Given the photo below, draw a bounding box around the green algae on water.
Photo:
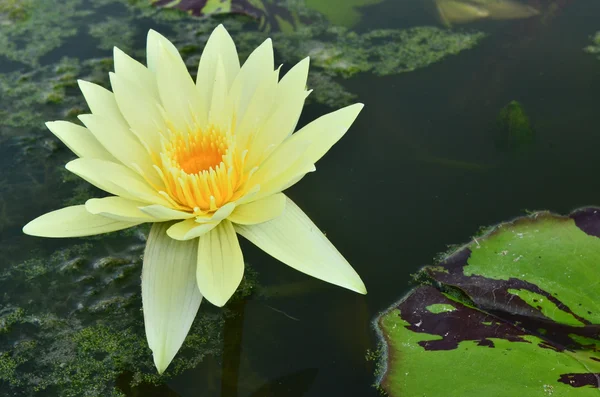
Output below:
[0,0,88,66]
[273,25,486,78]
[0,239,259,396]
[89,17,137,53]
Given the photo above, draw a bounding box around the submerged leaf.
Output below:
[496,100,534,150]
[151,0,260,18]
[375,208,600,396]
[435,0,539,26]
[304,0,385,27]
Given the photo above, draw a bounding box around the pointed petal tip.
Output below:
[64,159,75,170]
[77,79,95,91]
[22,220,36,236]
[22,217,48,237]
[76,113,91,125]
[76,79,88,92]
[153,353,169,375]
[204,295,227,308]
[354,280,367,295]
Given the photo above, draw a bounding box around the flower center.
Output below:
[156,125,249,213]
[175,130,226,175]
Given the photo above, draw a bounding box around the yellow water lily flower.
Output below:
[23,24,366,373]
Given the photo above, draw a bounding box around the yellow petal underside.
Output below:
[23,205,140,237]
[235,197,366,295]
[109,72,164,154]
[66,158,173,207]
[142,222,202,374]
[85,196,158,222]
[156,41,204,132]
[167,219,219,241]
[228,193,286,225]
[113,46,160,101]
[46,121,117,162]
[78,113,163,188]
[196,24,240,123]
[196,220,244,307]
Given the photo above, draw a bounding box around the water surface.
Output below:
[1,0,600,395]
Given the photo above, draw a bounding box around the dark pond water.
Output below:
[1,0,600,396]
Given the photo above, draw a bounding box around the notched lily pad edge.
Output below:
[370,205,600,393]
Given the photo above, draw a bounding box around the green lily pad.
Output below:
[375,208,600,396]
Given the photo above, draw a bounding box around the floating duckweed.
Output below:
[306,71,358,107]
[274,25,486,78]
[89,17,136,52]
[0,306,25,333]
[0,0,88,66]
[0,0,32,23]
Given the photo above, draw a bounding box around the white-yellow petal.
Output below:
[78,113,162,188]
[77,80,128,125]
[146,29,181,72]
[194,202,236,223]
[155,42,204,133]
[245,89,309,167]
[250,160,315,203]
[109,72,164,154]
[284,103,364,165]
[85,196,157,222]
[165,201,235,240]
[45,121,117,162]
[250,140,311,187]
[23,205,139,238]
[235,68,279,149]
[142,222,202,374]
[113,46,159,101]
[276,57,310,102]
[228,38,274,127]
[167,218,219,241]
[262,162,316,196]
[196,24,240,121]
[66,158,171,206]
[139,205,194,220]
[207,56,229,130]
[196,220,244,307]
[228,193,286,225]
[235,197,366,294]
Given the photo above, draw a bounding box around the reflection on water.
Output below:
[1,0,600,395]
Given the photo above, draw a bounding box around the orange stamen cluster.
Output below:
[155,126,248,214]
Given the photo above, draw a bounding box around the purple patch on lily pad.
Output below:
[570,207,600,238]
